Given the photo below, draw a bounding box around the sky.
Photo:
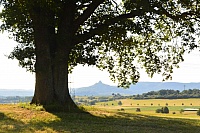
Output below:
[1,32,200,90]
[0,1,199,92]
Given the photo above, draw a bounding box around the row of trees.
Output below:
[0,96,32,104]
[134,89,200,99]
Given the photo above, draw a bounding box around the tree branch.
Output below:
[74,0,105,30]
[74,9,145,45]
[73,1,198,46]
[74,0,105,29]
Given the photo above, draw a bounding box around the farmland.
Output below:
[93,98,200,120]
[0,98,200,132]
[0,104,199,133]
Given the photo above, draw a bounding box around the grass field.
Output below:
[96,98,200,106]
[0,99,200,133]
[95,98,200,119]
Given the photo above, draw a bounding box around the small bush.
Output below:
[118,101,122,106]
[136,108,141,112]
[172,112,176,114]
[156,106,169,114]
[156,109,163,113]
[120,108,125,111]
[180,109,184,114]
[163,106,169,114]
[117,108,125,111]
[18,103,45,111]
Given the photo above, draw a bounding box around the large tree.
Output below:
[0,0,199,111]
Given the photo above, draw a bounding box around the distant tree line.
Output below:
[0,96,32,104]
[133,89,200,99]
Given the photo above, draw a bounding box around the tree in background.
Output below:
[162,106,169,114]
[0,0,199,111]
[118,101,122,106]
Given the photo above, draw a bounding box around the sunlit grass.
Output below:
[18,102,45,111]
[0,102,200,132]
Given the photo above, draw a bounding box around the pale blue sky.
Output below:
[0,1,200,91]
[1,32,200,90]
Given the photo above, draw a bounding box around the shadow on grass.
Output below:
[0,112,26,132]
[0,110,200,133]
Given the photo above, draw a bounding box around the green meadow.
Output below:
[0,99,200,133]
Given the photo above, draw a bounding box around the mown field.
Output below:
[95,98,200,119]
[0,99,200,133]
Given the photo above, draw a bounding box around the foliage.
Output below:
[118,101,122,106]
[18,103,45,111]
[0,0,200,88]
[180,109,184,114]
[88,100,96,105]
[0,96,32,104]
[136,108,141,112]
[156,108,163,113]
[163,106,169,114]
[121,108,125,111]
[156,106,169,114]
[134,89,200,99]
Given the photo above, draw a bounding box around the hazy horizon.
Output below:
[1,80,200,90]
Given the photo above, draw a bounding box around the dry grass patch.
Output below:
[0,104,59,124]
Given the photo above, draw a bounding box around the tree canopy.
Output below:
[0,0,200,110]
[1,0,199,88]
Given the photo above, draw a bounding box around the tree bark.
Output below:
[52,49,78,111]
[31,14,54,105]
[30,6,79,112]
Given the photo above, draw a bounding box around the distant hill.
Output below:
[1,81,200,96]
[74,81,132,96]
[0,89,34,97]
[75,81,200,96]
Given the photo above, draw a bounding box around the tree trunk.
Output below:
[31,16,54,105]
[32,49,78,112]
[31,39,79,112]
[30,8,79,112]
[52,49,78,111]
